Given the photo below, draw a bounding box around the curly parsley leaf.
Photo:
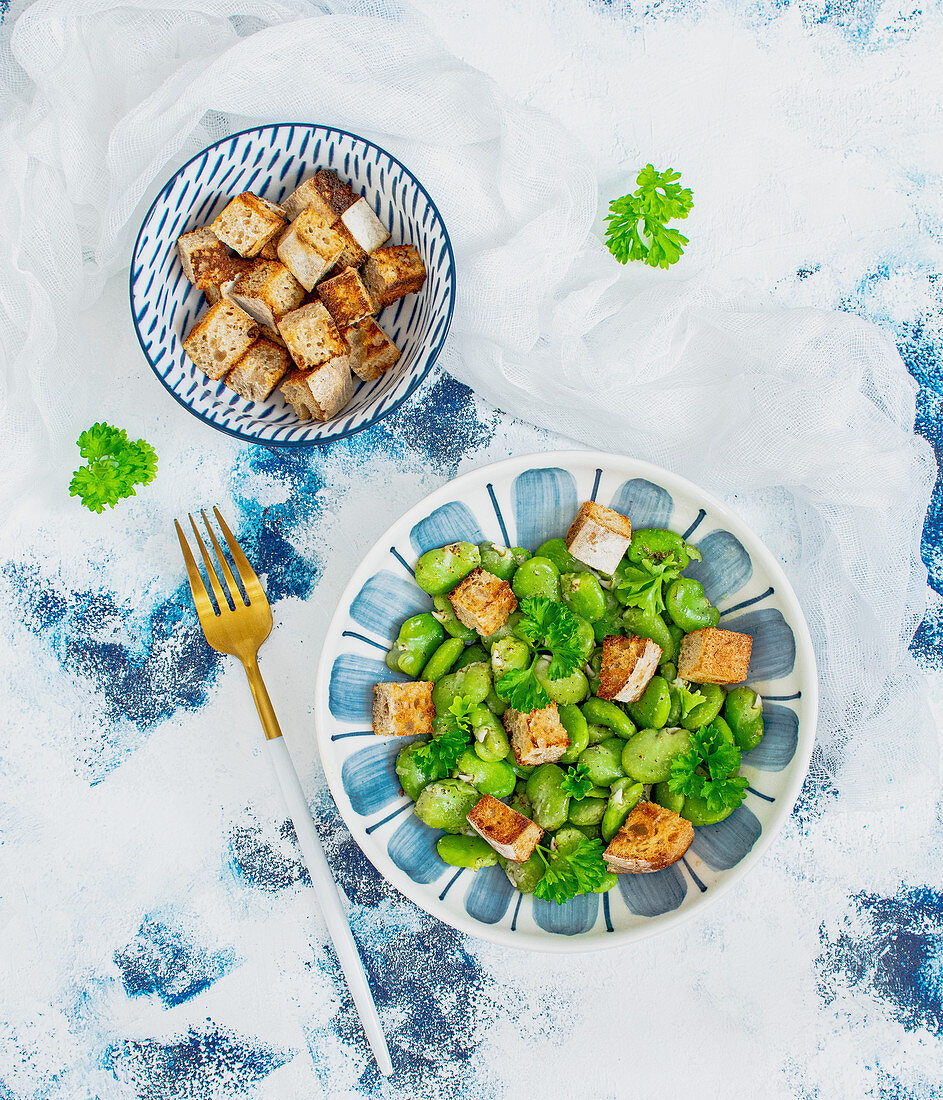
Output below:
[560,764,594,801]
[605,165,693,270]
[514,597,583,678]
[534,836,609,905]
[412,701,474,781]
[448,694,476,733]
[668,721,748,814]
[494,666,550,714]
[677,681,706,722]
[70,423,158,513]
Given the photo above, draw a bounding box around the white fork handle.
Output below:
[266,736,393,1078]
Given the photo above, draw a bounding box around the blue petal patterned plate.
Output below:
[314,452,818,951]
[130,124,455,447]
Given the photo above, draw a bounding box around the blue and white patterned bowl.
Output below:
[129,124,455,447]
[314,452,818,951]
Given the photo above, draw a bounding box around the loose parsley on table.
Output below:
[605,164,694,270]
[533,835,609,905]
[69,422,158,513]
[495,596,585,712]
[668,721,749,814]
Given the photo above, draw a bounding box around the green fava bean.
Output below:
[558,703,590,764]
[395,741,436,802]
[621,726,694,783]
[432,662,492,714]
[724,686,765,751]
[586,722,610,745]
[568,796,607,827]
[454,644,489,670]
[600,778,645,841]
[481,611,523,650]
[652,781,685,813]
[491,636,531,679]
[510,760,536,780]
[432,594,477,642]
[621,608,678,663]
[681,793,737,826]
[436,834,498,870]
[573,823,602,840]
[533,657,589,706]
[681,682,726,731]
[666,578,721,632]
[386,613,445,677]
[422,638,466,683]
[478,542,531,581]
[535,538,589,575]
[470,704,511,762]
[628,675,672,729]
[509,785,532,817]
[711,715,737,751]
[511,556,561,602]
[552,826,586,855]
[414,779,480,832]
[665,683,682,727]
[660,661,677,681]
[414,541,481,596]
[454,749,516,798]
[581,697,637,739]
[593,610,625,644]
[485,687,507,716]
[499,852,545,894]
[628,528,691,570]
[561,572,608,621]
[593,871,619,893]
[577,740,625,786]
[526,764,571,831]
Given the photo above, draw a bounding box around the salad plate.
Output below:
[314,452,817,951]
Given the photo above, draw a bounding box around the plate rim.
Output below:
[313,449,820,952]
[128,121,457,449]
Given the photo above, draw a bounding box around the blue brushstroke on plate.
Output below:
[341,739,402,816]
[608,478,673,529]
[463,864,515,925]
[513,467,578,549]
[350,570,428,639]
[387,815,447,884]
[532,892,599,935]
[689,804,762,870]
[742,703,799,771]
[409,501,484,555]
[686,529,753,604]
[329,654,405,723]
[722,607,796,680]
[618,864,687,916]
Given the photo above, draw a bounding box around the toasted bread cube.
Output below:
[466,795,544,862]
[204,284,222,304]
[449,568,518,637]
[279,357,353,421]
[566,501,633,575]
[276,211,346,292]
[277,301,347,369]
[679,627,753,685]
[317,266,377,328]
[176,227,248,291]
[598,635,662,704]
[343,317,401,381]
[340,197,390,255]
[225,260,305,335]
[224,339,291,403]
[182,300,259,381]
[362,245,427,308]
[334,223,368,270]
[504,704,569,767]
[372,681,434,737]
[210,193,286,258]
[603,802,694,873]
[259,239,279,260]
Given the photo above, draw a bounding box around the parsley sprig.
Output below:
[676,681,706,722]
[411,694,475,781]
[495,597,585,713]
[534,835,609,905]
[560,763,594,801]
[668,721,748,814]
[605,165,694,270]
[69,422,158,513]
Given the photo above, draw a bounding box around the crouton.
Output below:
[504,704,569,767]
[279,357,354,421]
[342,317,401,382]
[603,802,694,873]
[678,627,753,685]
[334,224,368,271]
[598,635,662,704]
[449,567,518,637]
[466,794,544,862]
[339,197,390,255]
[224,339,291,403]
[259,239,279,260]
[372,681,434,737]
[204,285,222,305]
[225,260,305,335]
[276,211,346,292]
[566,501,633,575]
[182,300,259,381]
[277,301,347,369]
[176,227,249,290]
[317,266,377,328]
[362,245,427,308]
[211,193,286,258]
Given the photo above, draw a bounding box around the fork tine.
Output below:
[200,509,246,607]
[214,506,266,601]
[175,520,214,617]
[189,512,229,611]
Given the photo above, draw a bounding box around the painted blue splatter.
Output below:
[228,814,311,891]
[102,1026,290,1100]
[114,916,237,1008]
[817,885,943,1036]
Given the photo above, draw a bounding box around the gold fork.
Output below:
[175,507,392,1077]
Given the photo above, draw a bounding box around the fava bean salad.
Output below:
[374,501,765,905]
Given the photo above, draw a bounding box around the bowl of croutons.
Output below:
[130,124,455,446]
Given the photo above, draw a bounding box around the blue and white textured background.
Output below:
[1,0,942,1097]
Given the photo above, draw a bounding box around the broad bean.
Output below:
[561,572,608,622]
[680,682,725,731]
[414,779,480,832]
[586,722,610,745]
[432,662,492,714]
[478,541,531,581]
[432,594,476,642]
[572,615,596,663]
[628,528,692,571]
[511,556,561,602]
[491,636,531,679]
[652,781,685,813]
[724,686,765,750]
[593,609,625,644]
[526,764,571,831]
[386,613,445,677]
[593,872,619,893]
[665,577,720,633]
[437,834,498,870]
[454,643,489,670]
[395,741,435,802]
[481,611,523,650]
[665,682,682,727]
[681,793,737,826]
[621,726,694,783]
[499,852,545,894]
[601,778,644,841]
[509,760,537,780]
[581,696,637,740]
[421,637,465,683]
[577,738,626,786]
[533,656,590,706]
[628,675,672,730]
[552,826,586,855]
[558,703,590,764]
[568,796,607,827]
[470,704,511,762]
[535,538,589,575]
[509,785,532,817]
[485,687,508,716]
[621,608,679,663]
[454,749,516,798]
[414,541,481,596]
[573,823,603,841]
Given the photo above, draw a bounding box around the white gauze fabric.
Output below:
[0,0,937,817]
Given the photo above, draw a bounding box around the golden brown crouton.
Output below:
[566,500,633,575]
[603,802,694,873]
[211,193,286,258]
[176,227,249,289]
[277,302,347,369]
[466,794,544,862]
[504,704,569,767]
[448,568,518,636]
[276,211,346,292]
[372,680,434,737]
[678,627,753,684]
[183,300,259,381]
[226,260,305,335]
[224,339,291,403]
[343,317,401,381]
[279,358,354,422]
[339,197,390,254]
[598,635,662,703]
[317,266,377,328]
[362,245,427,308]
